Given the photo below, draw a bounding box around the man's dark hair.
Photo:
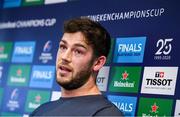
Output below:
[63,17,111,58]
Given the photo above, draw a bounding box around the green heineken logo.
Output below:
[109,66,141,93]
[22,0,44,6]
[7,65,30,86]
[25,90,50,113]
[0,42,12,62]
[137,97,173,116]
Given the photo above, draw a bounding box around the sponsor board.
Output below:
[113,37,146,63]
[141,67,178,95]
[7,65,31,86]
[29,65,55,88]
[154,38,173,61]
[2,87,27,113]
[96,66,110,92]
[109,66,141,93]
[137,97,173,116]
[25,90,50,113]
[39,40,53,64]
[108,95,137,116]
[0,42,13,62]
[12,41,36,63]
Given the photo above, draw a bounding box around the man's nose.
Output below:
[61,49,72,63]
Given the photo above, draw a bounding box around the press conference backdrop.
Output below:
[0,0,179,116]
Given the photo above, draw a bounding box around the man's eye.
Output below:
[74,50,83,55]
[59,45,67,51]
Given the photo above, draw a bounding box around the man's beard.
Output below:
[56,61,93,90]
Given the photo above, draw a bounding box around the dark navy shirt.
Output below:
[30,95,123,116]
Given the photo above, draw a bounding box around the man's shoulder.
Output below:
[76,95,124,116]
[93,103,124,116]
[30,95,124,116]
[30,100,59,116]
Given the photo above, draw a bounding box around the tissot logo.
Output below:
[109,66,141,93]
[113,37,146,63]
[137,97,173,116]
[155,72,164,78]
[154,38,173,60]
[12,41,36,63]
[141,67,178,95]
[108,95,137,116]
[146,71,172,86]
[96,66,110,92]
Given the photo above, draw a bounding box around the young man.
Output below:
[30,18,123,116]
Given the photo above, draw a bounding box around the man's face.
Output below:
[56,32,95,90]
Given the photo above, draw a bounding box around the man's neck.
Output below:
[61,78,101,98]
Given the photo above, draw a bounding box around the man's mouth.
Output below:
[58,65,72,75]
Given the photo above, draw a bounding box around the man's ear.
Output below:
[93,56,106,71]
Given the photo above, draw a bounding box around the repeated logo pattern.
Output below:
[0,1,179,116]
[0,35,179,116]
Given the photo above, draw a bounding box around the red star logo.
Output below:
[122,71,129,80]
[16,69,22,76]
[151,103,159,113]
[35,95,41,103]
[0,46,4,53]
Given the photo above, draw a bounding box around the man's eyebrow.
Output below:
[60,39,88,50]
[60,39,67,44]
[74,43,88,50]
